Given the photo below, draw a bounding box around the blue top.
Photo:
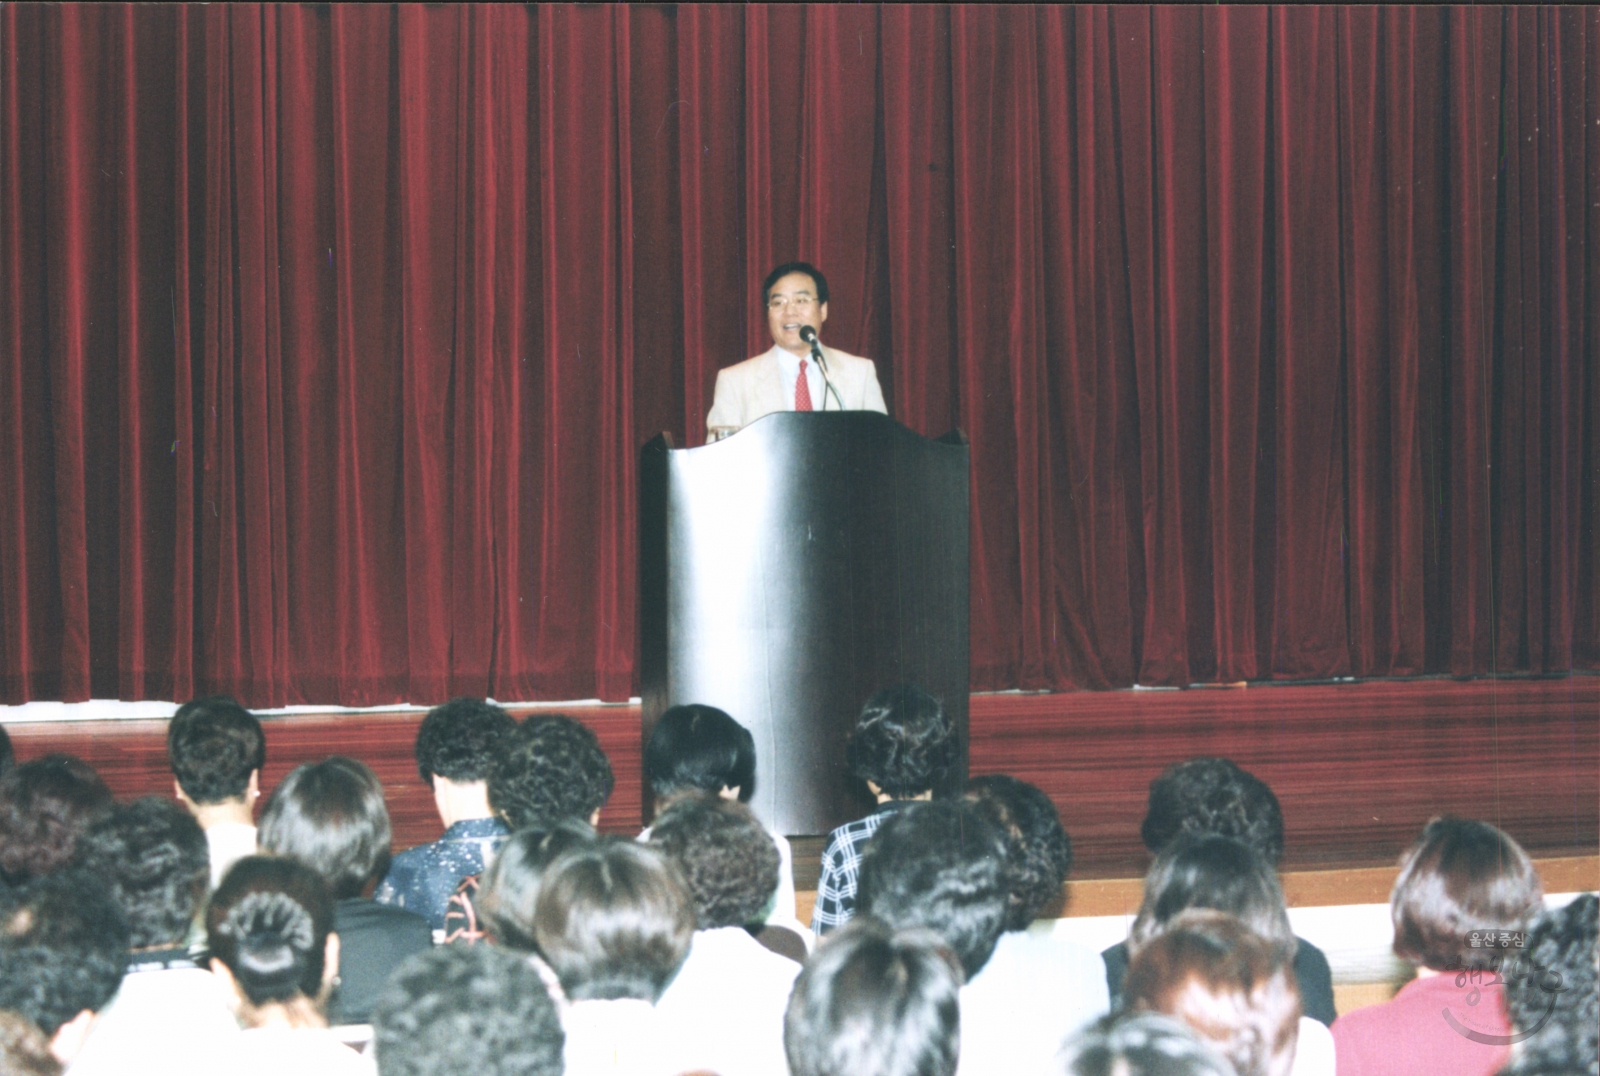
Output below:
[374,816,508,932]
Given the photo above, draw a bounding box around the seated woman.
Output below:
[533,838,695,1076]
[1123,834,1335,1076]
[207,855,373,1074]
[257,758,431,1024]
[1331,817,1544,1076]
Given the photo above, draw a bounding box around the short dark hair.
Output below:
[1390,816,1543,971]
[1502,894,1599,1075]
[0,873,130,1035]
[476,818,597,952]
[208,855,335,1008]
[856,800,1008,979]
[0,725,14,778]
[1123,909,1301,1076]
[167,696,265,805]
[1061,1011,1239,1076]
[372,944,566,1076]
[533,838,694,1002]
[1128,835,1295,961]
[965,774,1074,930]
[0,755,115,885]
[257,757,393,899]
[784,919,961,1076]
[648,795,780,930]
[763,262,829,306]
[414,699,516,784]
[1141,758,1285,866]
[643,705,756,805]
[490,715,615,830]
[846,685,959,800]
[72,797,209,949]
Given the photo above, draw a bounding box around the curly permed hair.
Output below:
[965,774,1074,930]
[648,795,780,930]
[846,685,959,800]
[415,699,517,784]
[489,715,615,830]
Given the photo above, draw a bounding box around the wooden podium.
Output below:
[638,412,969,836]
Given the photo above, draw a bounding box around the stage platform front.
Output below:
[4,677,1595,880]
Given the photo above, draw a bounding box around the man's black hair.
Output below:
[0,755,115,886]
[1501,894,1598,1074]
[167,696,265,805]
[856,800,1009,979]
[373,944,566,1076]
[784,918,961,1076]
[966,773,1074,930]
[489,715,615,830]
[763,262,830,306]
[413,698,516,784]
[643,704,756,805]
[72,797,209,950]
[648,795,780,930]
[258,757,393,899]
[1140,757,1285,866]
[0,873,131,1036]
[846,684,959,800]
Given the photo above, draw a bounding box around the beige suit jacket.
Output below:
[705,345,888,432]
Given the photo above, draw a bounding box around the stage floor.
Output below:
[4,676,1595,879]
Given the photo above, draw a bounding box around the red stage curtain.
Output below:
[1,5,1595,705]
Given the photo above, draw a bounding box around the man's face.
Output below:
[765,271,828,356]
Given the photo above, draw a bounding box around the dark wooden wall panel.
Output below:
[3,679,1593,878]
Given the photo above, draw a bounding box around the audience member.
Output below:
[1497,893,1598,1076]
[167,696,266,889]
[66,798,238,1076]
[469,817,595,956]
[489,714,615,830]
[644,703,805,941]
[784,918,962,1076]
[533,838,694,1076]
[1119,836,1333,1075]
[0,873,130,1065]
[964,774,1111,1073]
[371,944,566,1076]
[0,755,113,888]
[1060,1010,1241,1076]
[1331,817,1544,1076]
[375,699,515,931]
[1124,909,1301,1076]
[258,758,430,1024]
[649,795,800,1076]
[0,1009,62,1076]
[0,724,13,778]
[1108,758,1336,1025]
[207,855,373,1075]
[813,684,960,935]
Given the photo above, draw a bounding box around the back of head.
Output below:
[258,756,392,899]
[643,704,756,805]
[72,797,209,949]
[1123,910,1300,1076]
[1060,1011,1241,1076]
[373,944,565,1076]
[1502,893,1597,1071]
[414,698,516,784]
[490,715,615,830]
[856,799,1008,979]
[0,872,131,1036]
[965,774,1074,930]
[0,755,114,886]
[785,919,961,1076]
[847,685,959,800]
[207,855,334,1009]
[532,837,693,1002]
[476,817,597,951]
[648,795,780,930]
[1129,835,1294,960]
[167,696,265,805]
[1390,816,1543,971]
[1141,758,1284,867]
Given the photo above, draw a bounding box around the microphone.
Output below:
[797,326,844,411]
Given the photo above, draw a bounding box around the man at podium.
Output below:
[705,262,888,437]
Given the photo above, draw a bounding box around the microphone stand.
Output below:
[801,329,846,411]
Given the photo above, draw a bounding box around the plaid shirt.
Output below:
[810,800,911,935]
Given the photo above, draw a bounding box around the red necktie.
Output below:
[795,359,814,411]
